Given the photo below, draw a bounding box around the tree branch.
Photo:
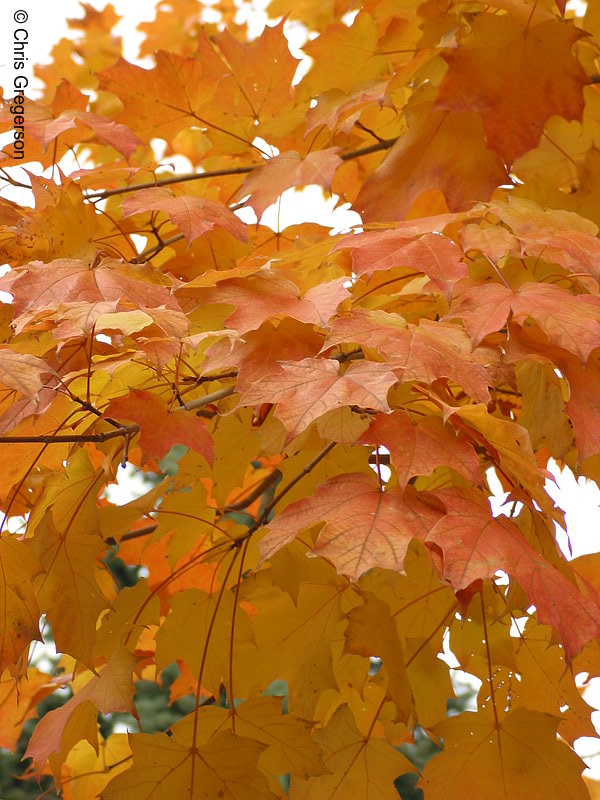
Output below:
[339,137,398,161]
[0,423,139,444]
[130,232,185,264]
[225,469,282,511]
[175,386,236,411]
[85,166,256,201]
[84,138,399,202]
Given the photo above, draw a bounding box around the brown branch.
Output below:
[261,441,337,519]
[106,522,158,546]
[0,387,233,445]
[224,469,282,511]
[339,137,398,161]
[58,390,130,431]
[0,168,30,188]
[85,166,257,200]
[84,138,399,202]
[105,468,279,545]
[331,348,364,363]
[0,423,139,444]
[131,232,185,264]
[109,443,333,547]
[175,386,236,411]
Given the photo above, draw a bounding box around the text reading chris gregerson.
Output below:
[10,10,30,160]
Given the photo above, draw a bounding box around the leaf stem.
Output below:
[480,592,500,728]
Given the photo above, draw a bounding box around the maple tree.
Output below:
[3,0,600,796]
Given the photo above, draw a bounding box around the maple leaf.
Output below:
[0,669,58,750]
[106,389,214,465]
[155,586,256,698]
[299,12,390,97]
[210,20,299,121]
[436,16,588,163]
[27,108,142,159]
[237,148,343,220]
[25,450,110,667]
[289,705,416,799]
[25,647,137,780]
[358,409,482,488]
[241,358,397,442]
[122,187,248,245]
[103,731,275,799]
[260,472,443,579]
[178,270,350,335]
[0,350,54,401]
[0,175,103,263]
[203,318,324,394]
[562,355,600,463]
[97,50,226,144]
[0,538,43,677]
[333,228,468,299]
[345,592,413,719]
[168,697,328,779]
[325,311,496,403]
[240,557,350,717]
[449,281,600,359]
[427,488,600,657]
[2,1,600,796]
[420,707,589,800]
[354,103,507,221]
[0,256,179,316]
[63,733,133,800]
[480,198,600,282]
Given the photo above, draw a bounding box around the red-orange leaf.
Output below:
[354,104,506,221]
[427,489,600,657]
[0,349,54,401]
[178,271,350,335]
[260,472,443,579]
[97,50,227,143]
[122,187,248,244]
[240,359,396,442]
[106,389,214,465]
[333,229,467,299]
[0,257,179,315]
[325,312,496,403]
[358,410,482,488]
[450,282,600,359]
[562,356,600,462]
[238,148,343,219]
[27,109,142,158]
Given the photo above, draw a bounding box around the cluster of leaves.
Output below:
[2,0,600,796]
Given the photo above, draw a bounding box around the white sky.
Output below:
[2,0,600,780]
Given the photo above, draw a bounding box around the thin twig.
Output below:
[85,166,257,200]
[84,138,399,202]
[260,441,337,519]
[225,469,282,511]
[0,423,139,444]
[131,232,185,263]
[106,522,158,546]
[175,386,236,411]
[339,138,398,161]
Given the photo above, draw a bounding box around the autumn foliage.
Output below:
[2,0,600,796]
